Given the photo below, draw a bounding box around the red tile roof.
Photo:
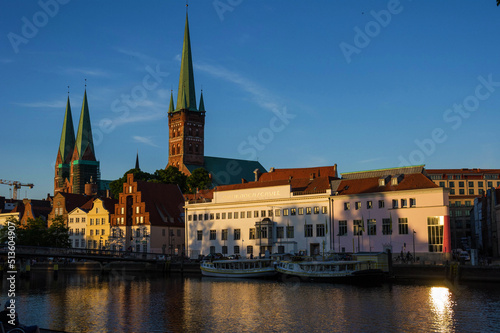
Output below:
[135,181,185,226]
[215,176,333,194]
[259,166,337,182]
[334,173,439,195]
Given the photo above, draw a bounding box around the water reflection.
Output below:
[3,272,499,332]
[429,287,454,332]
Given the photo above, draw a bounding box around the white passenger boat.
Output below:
[200,259,277,278]
[275,258,385,284]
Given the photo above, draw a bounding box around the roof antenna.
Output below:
[85,78,87,89]
[186,0,188,13]
[67,85,70,96]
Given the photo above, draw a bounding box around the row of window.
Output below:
[188,206,328,222]
[197,224,328,241]
[69,217,108,225]
[171,126,201,138]
[69,228,106,236]
[449,188,485,195]
[338,218,408,236]
[171,142,201,156]
[450,210,470,217]
[344,199,416,211]
[439,181,500,188]
[69,228,85,235]
[431,174,499,181]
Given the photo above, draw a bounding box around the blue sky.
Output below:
[1,0,500,200]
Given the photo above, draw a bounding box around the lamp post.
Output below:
[412,229,416,263]
[336,233,341,253]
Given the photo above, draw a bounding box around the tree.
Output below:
[48,215,71,248]
[0,216,70,248]
[186,168,211,194]
[153,166,188,192]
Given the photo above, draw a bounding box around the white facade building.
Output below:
[186,166,451,261]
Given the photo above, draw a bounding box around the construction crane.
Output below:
[0,179,34,200]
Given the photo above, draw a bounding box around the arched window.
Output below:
[189,143,193,153]
[188,127,192,136]
[195,128,199,137]
[171,145,175,155]
[195,144,199,153]
[176,144,180,155]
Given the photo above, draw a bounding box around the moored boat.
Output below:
[276,258,385,284]
[200,259,277,278]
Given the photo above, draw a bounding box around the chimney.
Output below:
[254,169,261,182]
[310,173,315,180]
[269,167,275,172]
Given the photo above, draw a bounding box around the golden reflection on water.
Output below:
[429,287,455,332]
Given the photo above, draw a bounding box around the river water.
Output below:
[3,271,500,332]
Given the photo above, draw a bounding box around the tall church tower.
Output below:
[54,96,76,194]
[69,89,100,194]
[167,13,205,172]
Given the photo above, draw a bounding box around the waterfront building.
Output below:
[166,13,265,186]
[334,166,450,261]
[185,166,338,259]
[426,168,500,249]
[67,201,92,249]
[86,198,117,250]
[48,192,92,227]
[110,173,185,254]
[185,165,451,261]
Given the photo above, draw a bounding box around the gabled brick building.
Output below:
[110,173,185,254]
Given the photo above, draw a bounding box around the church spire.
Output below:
[74,90,96,160]
[58,96,75,164]
[168,90,175,113]
[135,151,140,170]
[176,13,197,111]
[199,90,205,112]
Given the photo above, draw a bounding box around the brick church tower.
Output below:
[167,13,206,173]
[54,90,100,195]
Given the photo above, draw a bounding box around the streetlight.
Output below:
[412,229,416,263]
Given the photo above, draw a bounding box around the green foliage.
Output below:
[0,216,70,248]
[187,168,211,194]
[154,166,188,192]
[110,166,212,196]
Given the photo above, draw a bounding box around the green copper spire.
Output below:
[74,90,96,160]
[168,90,175,113]
[58,96,75,164]
[176,13,197,111]
[199,90,205,112]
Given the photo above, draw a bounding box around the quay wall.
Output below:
[10,261,500,283]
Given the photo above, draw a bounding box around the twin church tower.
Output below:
[54,10,264,196]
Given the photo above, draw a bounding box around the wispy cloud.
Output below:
[116,48,160,64]
[133,135,160,148]
[13,100,65,108]
[64,67,110,77]
[194,63,281,113]
[359,157,382,164]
